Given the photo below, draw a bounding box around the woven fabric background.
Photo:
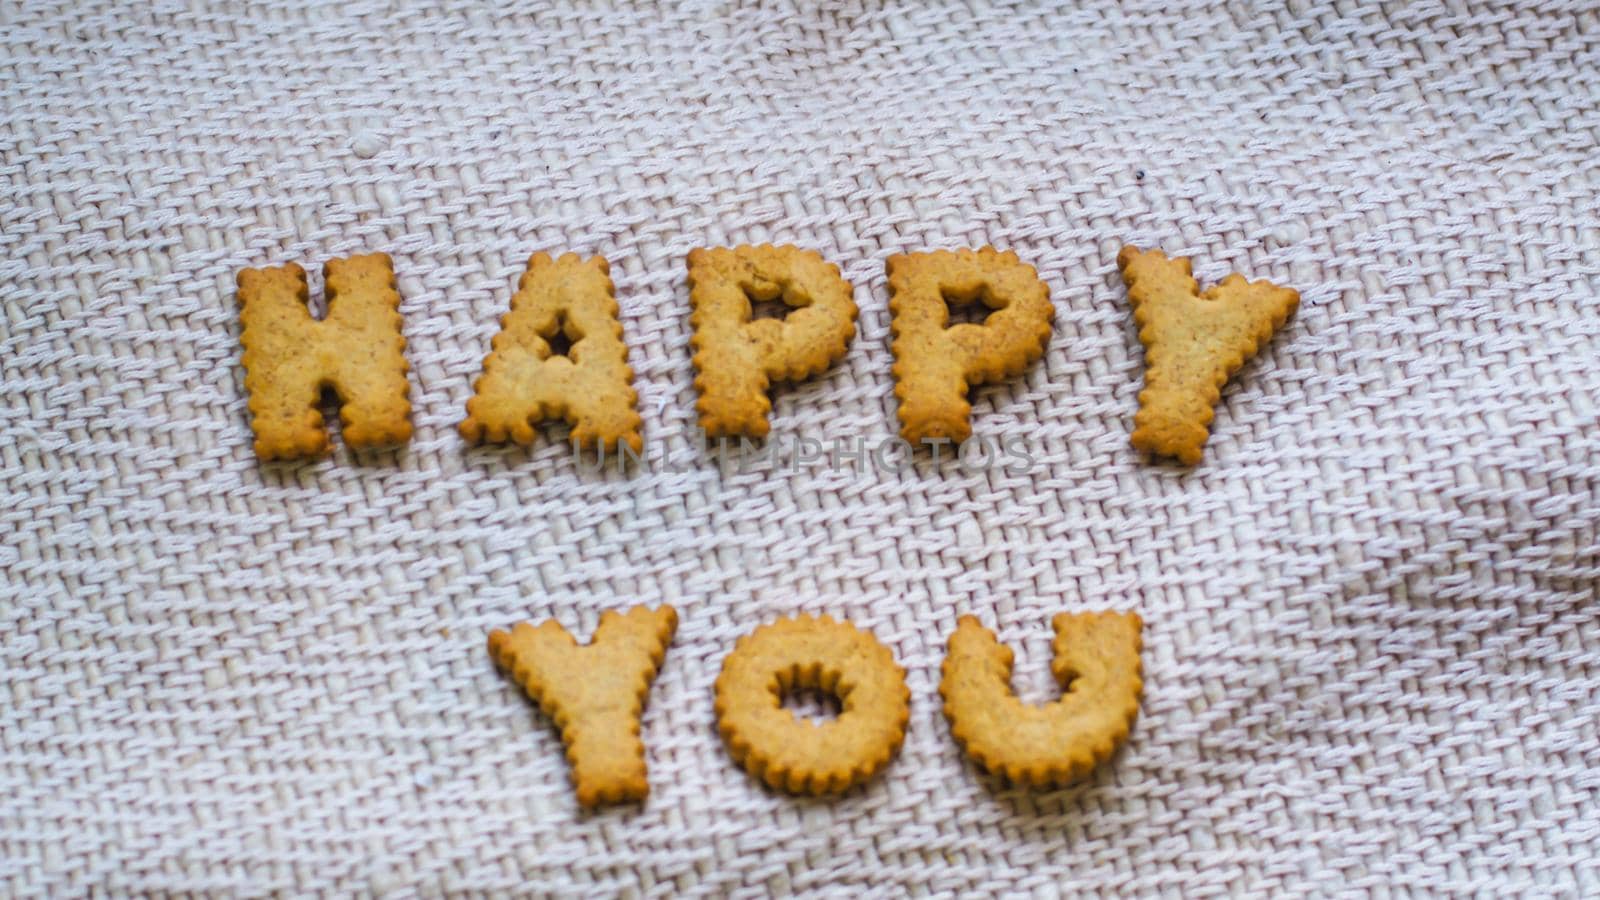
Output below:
[3,0,1599,895]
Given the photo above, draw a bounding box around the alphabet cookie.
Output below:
[1117,246,1299,464]
[715,615,909,795]
[461,252,643,453]
[940,611,1142,788]
[887,247,1054,445]
[236,253,411,460]
[489,605,678,808]
[687,245,857,438]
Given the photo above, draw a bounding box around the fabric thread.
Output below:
[2,1,1598,895]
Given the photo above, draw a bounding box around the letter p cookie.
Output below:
[686,245,858,438]
[887,247,1054,445]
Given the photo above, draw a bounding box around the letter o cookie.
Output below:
[715,615,910,795]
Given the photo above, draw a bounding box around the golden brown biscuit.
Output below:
[1117,246,1299,464]
[940,611,1143,788]
[236,253,411,460]
[687,245,857,438]
[887,247,1053,445]
[461,252,643,453]
[714,615,909,795]
[488,605,678,808]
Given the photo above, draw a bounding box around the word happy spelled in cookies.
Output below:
[235,244,1300,465]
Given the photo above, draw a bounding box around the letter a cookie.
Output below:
[489,605,678,808]
[941,611,1142,788]
[887,247,1054,445]
[686,245,857,438]
[461,252,643,453]
[1117,246,1299,464]
[236,253,412,460]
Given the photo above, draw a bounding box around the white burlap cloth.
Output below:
[3,1,1598,895]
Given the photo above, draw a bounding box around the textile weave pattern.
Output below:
[3,1,1598,896]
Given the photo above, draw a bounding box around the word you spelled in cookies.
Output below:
[490,606,1144,806]
[235,244,1300,465]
